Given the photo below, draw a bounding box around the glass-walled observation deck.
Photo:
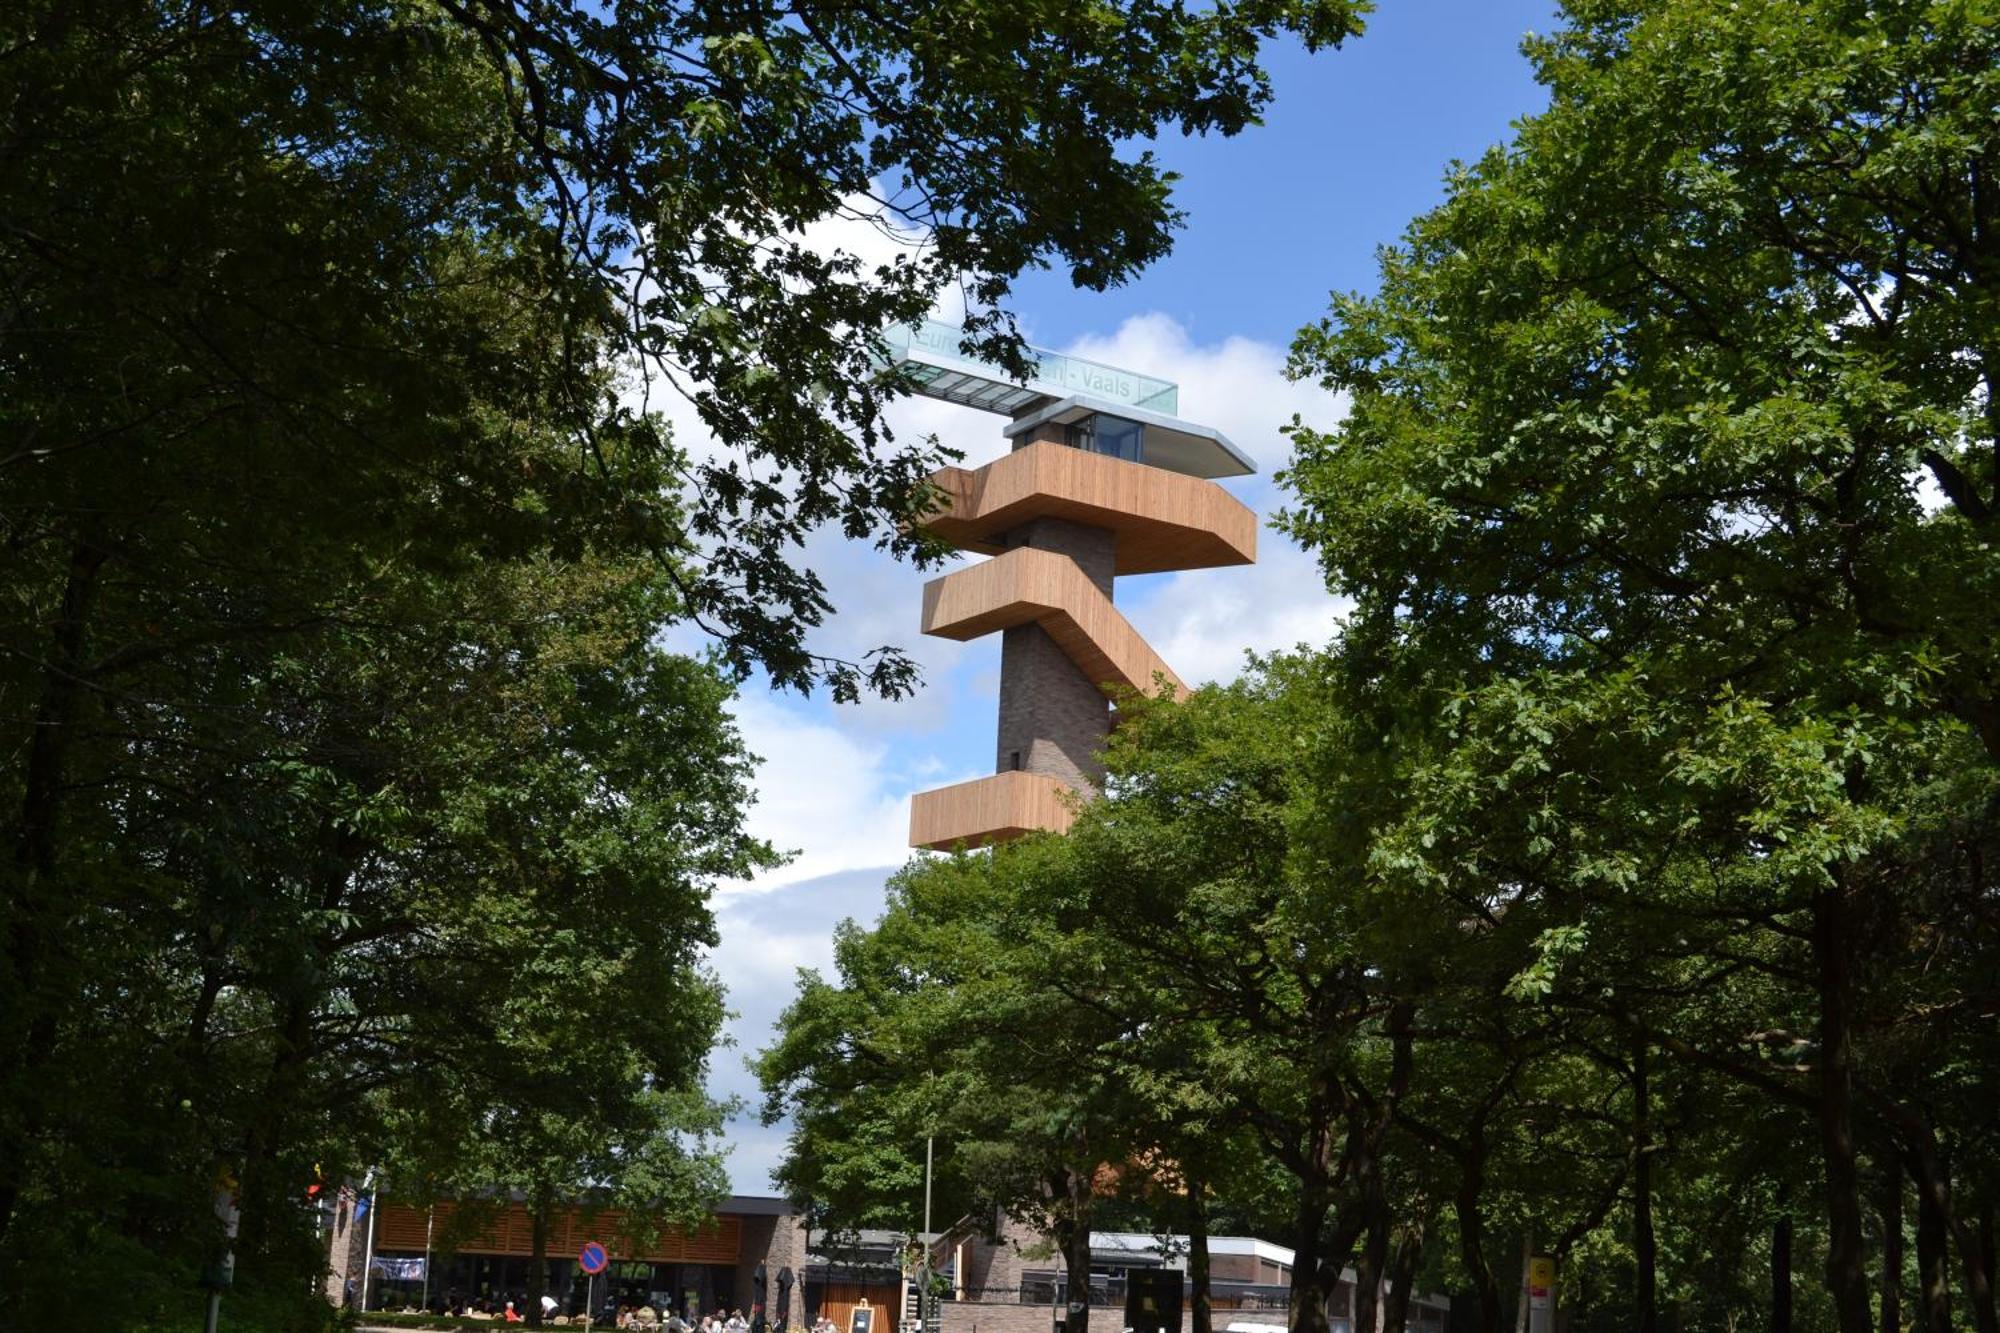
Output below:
[884,318,1253,479]
[884,318,1179,416]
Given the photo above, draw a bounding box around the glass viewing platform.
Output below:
[885,319,1179,417]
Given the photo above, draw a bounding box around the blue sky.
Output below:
[704,0,1562,1196]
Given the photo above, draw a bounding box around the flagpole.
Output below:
[359,1170,381,1313]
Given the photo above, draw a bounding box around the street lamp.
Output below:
[917,1136,935,1333]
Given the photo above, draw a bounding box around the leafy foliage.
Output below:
[766,5,2000,1333]
[1279,1,2000,1330]
[3,0,1358,1320]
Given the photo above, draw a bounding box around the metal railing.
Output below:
[886,320,1179,416]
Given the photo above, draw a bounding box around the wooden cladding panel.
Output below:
[372,1203,739,1263]
[815,1280,903,1333]
[921,547,1182,698]
[909,771,1078,850]
[375,1205,434,1252]
[922,444,1255,575]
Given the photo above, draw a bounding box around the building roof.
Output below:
[1001,397,1256,480]
[1086,1233,1292,1268]
[724,1194,796,1217]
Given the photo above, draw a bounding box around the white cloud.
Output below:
[1129,539,1348,686]
[708,867,901,1192]
[728,692,922,899]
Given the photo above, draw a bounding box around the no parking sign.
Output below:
[579,1241,608,1275]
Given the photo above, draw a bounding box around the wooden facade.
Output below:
[372,1201,741,1264]
[909,424,1255,850]
[908,771,1077,851]
[923,444,1256,575]
[811,1278,903,1333]
[921,546,1182,697]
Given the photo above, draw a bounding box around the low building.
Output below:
[328,1193,1446,1333]
[329,1193,804,1319]
[962,1225,1448,1333]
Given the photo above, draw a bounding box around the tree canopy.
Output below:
[764,4,2000,1333]
[1278,1,2000,1329]
[2,0,1363,1324]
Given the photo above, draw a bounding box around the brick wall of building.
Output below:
[941,1299,1059,1333]
[940,1297,1291,1333]
[1205,1254,1293,1286]
[995,624,1107,789]
[1207,1255,1257,1283]
[951,1210,1051,1304]
[994,518,1118,791]
[738,1212,813,1325]
[956,1231,1014,1300]
[1007,518,1115,598]
[322,1186,369,1308]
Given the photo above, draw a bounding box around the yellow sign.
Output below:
[1527,1256,1555,1309]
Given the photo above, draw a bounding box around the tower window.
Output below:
[1064,412,1143,463]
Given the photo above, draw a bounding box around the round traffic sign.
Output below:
[579,1241,608,1275]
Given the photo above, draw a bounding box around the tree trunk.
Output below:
[237,990,316,1254]
[1633,1039,1658,1333]
[1381,1216,1427,1333]
[529,1189,551,1329]
[1517,1234,1533,1333]
[1289,1178,1332,1333]
[1456,1156,1504,1333]
[1975,1199,1998,1333]
[1813,886,1875,1333]
[1064,1208,1096,1333]
[1881,1171,1903,1333]
[0,536,109,1244]
[238,819,362,1252]
[1353,1208,1387,1333]
[1889,1095,1996,1333]
[1350,1025,1409,1333]
[1956,1187,1998,1333]
[1292,1079,1366,1333]
[1915,1158,1952,1333]
[1314,1195,1370,1333]
[1772,1215,1792,1333]
[1188,1174,1212,1333]
[1983,1200,1996,1290]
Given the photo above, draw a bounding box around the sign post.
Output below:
[580,1241,609,1331]
[201,1165,240,1333]
[1526,1255,1555,1333]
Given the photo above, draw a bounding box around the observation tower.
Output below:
[888,320,1257,850]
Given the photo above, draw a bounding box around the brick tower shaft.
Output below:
[994,518,1117,789]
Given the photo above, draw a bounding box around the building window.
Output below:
[1065,413,1143,463]
[1020,1272,1059,1306]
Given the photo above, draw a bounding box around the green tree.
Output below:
[1282,3,2000,1331]
[0,544,770,1324]
[2,0,1370,1316]
[760,837,1158,1333]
